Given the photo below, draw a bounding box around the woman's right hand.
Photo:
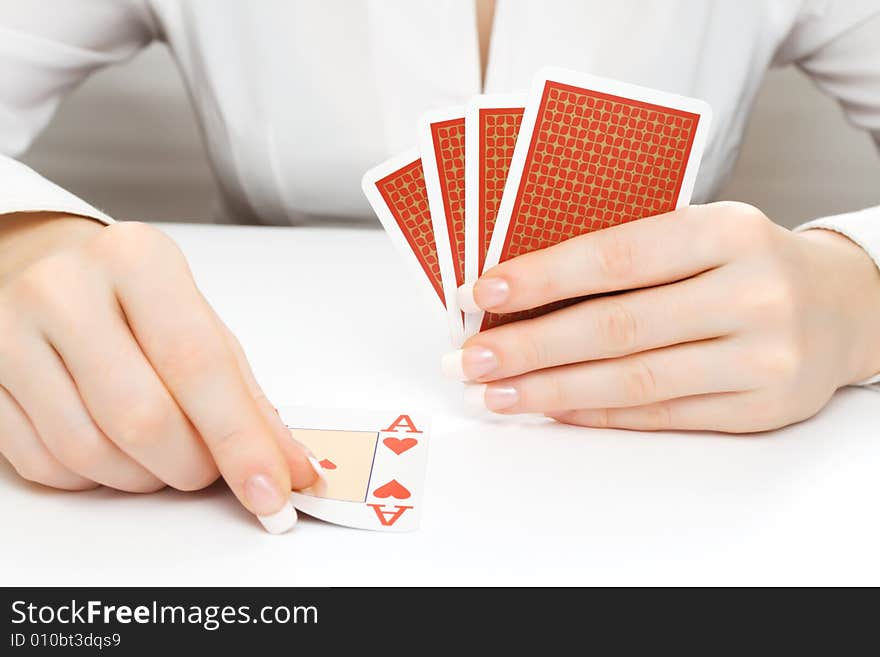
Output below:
[0,213,317,532]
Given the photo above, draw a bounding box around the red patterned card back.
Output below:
[429,118,466,288]
[375,159,445,306]
[478,107,524,273]
[481,80,702,330]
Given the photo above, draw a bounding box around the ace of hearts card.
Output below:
[280,407,430,532]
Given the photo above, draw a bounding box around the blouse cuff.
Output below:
[0,155,114,225]
[794,205,880,389]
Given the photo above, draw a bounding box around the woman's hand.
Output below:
[445,202,880,433]
[0,214,317,532]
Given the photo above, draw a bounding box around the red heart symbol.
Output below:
[372,479,410,500]
[318,459,336,470]
[383,437,418,455]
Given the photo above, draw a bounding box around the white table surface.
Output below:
[3,222,879,586]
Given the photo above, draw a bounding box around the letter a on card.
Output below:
[383,414,422,433]
[369,505,413,527]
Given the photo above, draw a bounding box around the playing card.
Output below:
[281,407,430,532]
[419,107,466,346]
[361,149,446,323]
[478,67,713,331]
[463,93,526,337]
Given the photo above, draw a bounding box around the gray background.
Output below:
[19,44,880,228]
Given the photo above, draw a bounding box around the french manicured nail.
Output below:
[457,282,481,312]
[458,278,510,312]
[245,474,297,533]
[305,456,329,496]
[257,495,298,534]
[307,456,326,481]
[463,383,518,413]
[441,346,499,381]
[462,384,488,413]
[474,277,510,310]
[306,456,328,497]
[484,385,519,411]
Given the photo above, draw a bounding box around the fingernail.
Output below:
[245,474,296,533]
[441,350,465,379]
[306,456,328,496]
[474,277,510,310]
[307,456,326,482]
[484,385,519,411]
[457,282,481,313]
[257,494,298,534]
[441,347,498,381]
[462,384,488,413]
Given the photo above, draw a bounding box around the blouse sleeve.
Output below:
[0,0,158,224]
[777,2,880,387]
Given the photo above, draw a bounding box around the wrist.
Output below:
[798,228,880,385]
[0,212,104,284]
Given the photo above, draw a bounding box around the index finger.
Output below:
[460,203,737,314]
[100,224,298,533]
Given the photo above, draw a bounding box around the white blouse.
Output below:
[1,0,879,383]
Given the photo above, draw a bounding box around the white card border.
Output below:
[418,106,467,347]
[463,93,527,338]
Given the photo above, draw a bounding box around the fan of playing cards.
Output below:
[362,67,712,346]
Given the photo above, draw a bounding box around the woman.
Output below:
[0,0,878,533]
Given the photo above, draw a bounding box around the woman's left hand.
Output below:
[444,202,880,433]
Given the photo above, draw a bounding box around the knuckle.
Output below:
[620,358,658,405]
[717,200,766,225]
[11,455,59,487]
[753,343,803,385]
[48,426,104,474]
[94,221,180,269]
[7,256,93,333]
[743,277,800,325]
[531,262,559,303]
[101,221,163,249]
[518,326,550,371]
[583,408,610,429]
[555,408,609,428]
[110,398,172,449]
[540,373,568,410]
[720,202,776,249]
[169,464,219,492]
[643,401,673,430]
[727,394,783,433]
[596,300,639,354]
[595,229,635,282]
[157,334,224,382]
[11,258,69,307]
[205,424,251,460]
[651,402,675,430]
[588,408,611,429]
